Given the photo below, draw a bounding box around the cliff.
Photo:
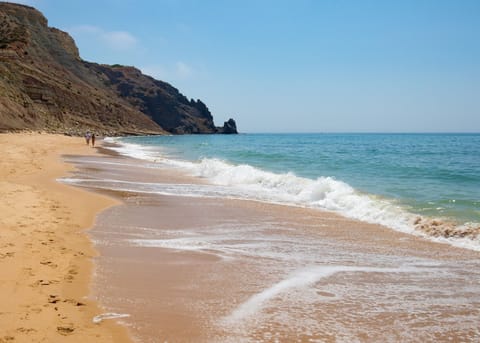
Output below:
[0,2,237,135]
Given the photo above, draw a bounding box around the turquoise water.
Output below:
[118,133,480,225]
[69,134,480,342]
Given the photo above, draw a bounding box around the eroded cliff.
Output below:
[0,2,237,135]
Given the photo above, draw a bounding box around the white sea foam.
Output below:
[222,265,420,325]
[128,227,304,261]
[131,237,216,252]
[60,177,250,199]
[104,137,166,162]
[92,312,130,324]
[159,157,418,236]
[93,139,480,251]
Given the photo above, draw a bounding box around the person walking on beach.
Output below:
[85,131,91,145]
[91,133,96,147]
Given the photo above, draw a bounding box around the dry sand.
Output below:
[0,133,130,343]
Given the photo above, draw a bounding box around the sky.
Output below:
[12,0,480,133]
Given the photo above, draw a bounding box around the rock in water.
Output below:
[218,118,238,134]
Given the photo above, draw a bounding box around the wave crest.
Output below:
[103,139,480,251]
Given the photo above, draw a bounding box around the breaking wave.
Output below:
[99,137,480,251]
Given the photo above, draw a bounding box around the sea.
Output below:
[61,132,480,342]
[105,132,480,251]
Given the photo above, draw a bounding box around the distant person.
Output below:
[85,131,91,145]
[91,133,96,147]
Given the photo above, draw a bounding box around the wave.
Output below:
[100,137,480,251]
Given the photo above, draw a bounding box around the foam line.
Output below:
[68,140,480,252]
[92,312,130,324]
[223,265,418,324]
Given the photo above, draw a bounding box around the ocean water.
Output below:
[104,133,480,250]
[60,133,480,342]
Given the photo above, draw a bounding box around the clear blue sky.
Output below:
[13,0,480,132]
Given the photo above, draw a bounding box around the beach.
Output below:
[2,133,479,343]
[0,133,130,342]
[66,139,480,342]
[1,0,479,341]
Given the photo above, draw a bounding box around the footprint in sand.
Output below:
[0,243,15,248]
[23,267,35,277]
[16,327,36,334]
[48,295,61,304]
[0,252,15,259]
[40,261,58,268]
[41,239,55,246]
[57,325,75,336]
[64,268,78,282]
[64,299,86,307]
[32,279,59,287]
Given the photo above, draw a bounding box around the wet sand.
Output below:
[66,150,480,342]
[0,133,130,343]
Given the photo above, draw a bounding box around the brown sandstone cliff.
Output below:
[0,2,237,135]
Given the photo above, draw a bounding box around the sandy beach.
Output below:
[3,132,479,343]
[0,133,130,343]
[1,1,478,341]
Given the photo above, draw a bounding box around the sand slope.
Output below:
[0,133,130,342]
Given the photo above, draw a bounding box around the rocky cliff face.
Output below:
[0,2,237,135]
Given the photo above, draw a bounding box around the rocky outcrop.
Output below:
[0,2,237,135]
[217,118,238,134]
[88,63,222,134]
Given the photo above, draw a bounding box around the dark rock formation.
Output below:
[88,63,221,134]
[0,2,237,135]
[217,118,238,134]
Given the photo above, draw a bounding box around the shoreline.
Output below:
[104,135,480,253]
[68,144,480,342]
[0,133,131,342]
[3,132,479,342]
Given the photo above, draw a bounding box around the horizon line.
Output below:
[239,131,480,135]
